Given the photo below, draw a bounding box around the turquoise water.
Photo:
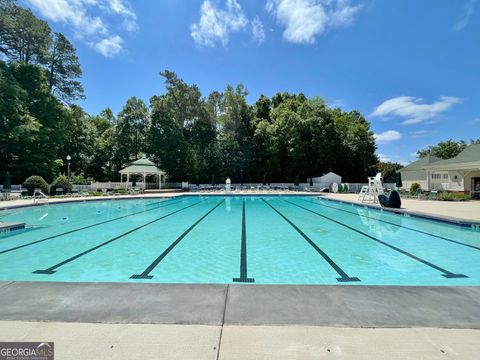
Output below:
[0,195,479,285]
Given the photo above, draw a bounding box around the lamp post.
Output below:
[66,155,71,178]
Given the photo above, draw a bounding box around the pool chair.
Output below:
[427,190,438,200]
[55,187,63,196]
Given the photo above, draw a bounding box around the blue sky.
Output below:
[23,0,480,165]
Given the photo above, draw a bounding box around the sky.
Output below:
[22,0,480,166]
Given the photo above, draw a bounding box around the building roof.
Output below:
[400,155,442,172]
[426,143,480,167]
[119,157,164,174]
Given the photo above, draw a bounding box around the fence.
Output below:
[188,182,398,193]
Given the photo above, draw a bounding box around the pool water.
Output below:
[0,196,479,285]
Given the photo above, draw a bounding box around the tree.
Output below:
[115,97,150,165]
[148,96,191,181]
[374,162,402,183]
[45,32,84,102]
[0,0,51,64]
[417,140,465,159]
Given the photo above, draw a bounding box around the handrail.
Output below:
[33,190,48,204]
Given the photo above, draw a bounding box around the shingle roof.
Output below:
[429,143,480,166]
[119,157,164,174]
[400,155,442,171]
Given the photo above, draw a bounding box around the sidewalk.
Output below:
[1,321,478,359]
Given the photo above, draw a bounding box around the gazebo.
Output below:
[119,157,166,189]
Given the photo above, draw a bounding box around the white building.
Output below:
[400,144,480,198]
[309,172,342,184]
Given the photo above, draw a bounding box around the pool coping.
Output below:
[0,281,479,328]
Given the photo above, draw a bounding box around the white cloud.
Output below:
[378,153,409,166]
[370,96,461,125]
[108,0,137,32]
[91,35,123,57]
[25,0,137,57]
[454,0,477,31]
[374,130,402,144]
[190,0,248,47]
[265,0,362,44]
[411,130,437,138]
[252,16,266,44]
[377,153,392,163]
[329,98,346,108]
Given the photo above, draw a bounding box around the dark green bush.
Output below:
[49,175,73,195]
[436,192,470,201]
[23,175,49,196]
[70,173,94,185]
[409,182,421,195]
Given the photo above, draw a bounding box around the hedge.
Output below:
[23,175,49,196]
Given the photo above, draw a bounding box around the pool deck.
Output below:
[0,281,479,358]
[323,193,480,223]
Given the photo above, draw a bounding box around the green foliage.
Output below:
[23,175,48,195]
[0,0,51,64]
[69,172,94,185]
[374,162,403,183]
[49,175,72,195]
[46,32,84,102]
[436,192,470,201]
[410,182,421,195]
[0,2,379,186]
[417,139,480,159]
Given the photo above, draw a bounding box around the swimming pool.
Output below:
[0,196,479,285]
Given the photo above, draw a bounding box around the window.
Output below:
[431,173,448,180]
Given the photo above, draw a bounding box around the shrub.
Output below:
[49,175,73,195]
[23,175,49,196]
[70,172,94,185]
[436,192,470,201]
[409,182,421,195]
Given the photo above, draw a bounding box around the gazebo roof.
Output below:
[119,157,164,174]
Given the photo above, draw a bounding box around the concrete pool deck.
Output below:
[1,322,478,359]
[0,282,479,359]
[323,193,480,223]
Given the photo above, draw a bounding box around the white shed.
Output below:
[310,172,342,184]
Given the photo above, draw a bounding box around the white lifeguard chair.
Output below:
[358,173,384,203]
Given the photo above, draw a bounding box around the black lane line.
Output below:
[301,198,480,251]
[233,199,255,283]
[32,201,202,275]
[262,199,360,283]
[0,198,186,256]
[285,200,468,279]
[130,200,225,280]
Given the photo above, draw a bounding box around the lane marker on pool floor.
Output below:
[262,199,360,283]
[233,199,255,283]
[300,197,480,251]
[0,198,186,256]
[32,201,203,275]
[130,200,225,280]
[285,200,468,279]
